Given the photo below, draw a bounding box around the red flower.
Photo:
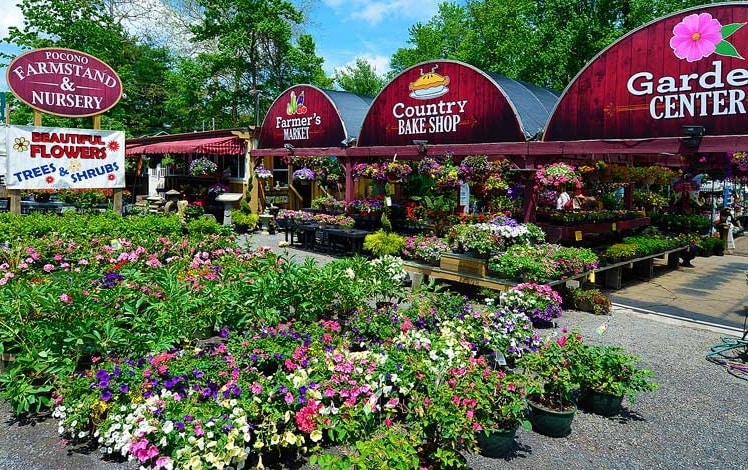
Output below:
[46,176,55,184]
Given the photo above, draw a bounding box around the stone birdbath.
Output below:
[214,193,243,226]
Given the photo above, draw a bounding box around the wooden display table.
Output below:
[538,217,651,243]
[403,245,686,292]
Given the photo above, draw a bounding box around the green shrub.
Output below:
[363,230,405,257]
[186,216,231,235]
[231,210,258,232]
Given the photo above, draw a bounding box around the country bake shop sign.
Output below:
[393,65,466,135]
[6,48,123,117]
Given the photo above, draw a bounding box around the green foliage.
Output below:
[565,287,612,315]
[697,235,725,252]
[364,230,405,257]
[651,213,712,235]
[231,211,259,232]
[334,58,387,96]
[578,345,658,402]
[391,0,699,90]
[186,217,232,236]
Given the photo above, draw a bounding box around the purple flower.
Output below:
[119,384,130,393]
[95,369,110,381]
[101,390,112,401]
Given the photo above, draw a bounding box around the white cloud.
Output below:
[323,0,441,26]
[333,54,390,76]
[0,0,23,39]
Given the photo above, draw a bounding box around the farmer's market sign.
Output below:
[6,48,123,117]
[6,125,125,190]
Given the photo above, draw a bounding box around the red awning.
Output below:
[125,136,245,156]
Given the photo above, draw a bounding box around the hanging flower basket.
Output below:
[255,165,273,180]
[293,168,316,184]
[189,157,218,176]
[535,162,583,189]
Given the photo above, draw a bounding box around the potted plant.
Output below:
[255,164,273,180]
[500,282,564,326]
[535,162,583,190]
[566,287,612,315]
[363,230,405,257]
[518,328,585,437]
[401,234,449,265]
[292,167,316,184]
[471,363,531,458]
[381,160,412,182]
[577,344,658,416]
[189,157,218,176]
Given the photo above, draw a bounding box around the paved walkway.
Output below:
[609,234,748,332]
[245,230,748,333]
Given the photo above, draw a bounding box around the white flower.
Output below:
[345,268,355,279]
[162,420,174,434]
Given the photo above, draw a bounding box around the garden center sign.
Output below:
[545,3,748,141]
[6,48,123,117]
[5,125,125,190]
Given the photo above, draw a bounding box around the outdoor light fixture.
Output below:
[413,139,428,154]
[341,137,357,147]
[284,143,295,155]
[681,125,705,148]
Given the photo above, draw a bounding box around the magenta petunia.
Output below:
[670,13,723,62]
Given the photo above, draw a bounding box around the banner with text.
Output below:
[6,125,125,190]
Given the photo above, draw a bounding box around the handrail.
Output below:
[287,184,304,210]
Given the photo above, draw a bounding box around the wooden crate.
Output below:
[440,253,488,277]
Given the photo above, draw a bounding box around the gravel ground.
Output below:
[1,307,746,470]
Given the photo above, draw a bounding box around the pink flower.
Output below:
[59,293,73,305]
[250,382,262,394]
[557,335,568,347]
[43,264,54,272]
[670,13,723,62]
[284,392,294,404]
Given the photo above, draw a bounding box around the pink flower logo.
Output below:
[670,13,745,62]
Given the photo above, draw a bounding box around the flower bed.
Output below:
[0,212,655,469]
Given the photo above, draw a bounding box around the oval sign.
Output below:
[6,47,123,117]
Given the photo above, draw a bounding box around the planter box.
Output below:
[440,252,488,277]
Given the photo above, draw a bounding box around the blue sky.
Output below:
[0,0,447,92]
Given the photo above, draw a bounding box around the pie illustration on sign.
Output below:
[409,65,450,99]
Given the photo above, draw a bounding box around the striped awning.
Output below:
[126,136,244,156]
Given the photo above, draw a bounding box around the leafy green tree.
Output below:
[334,58,386,97]
[390,0,713,90]
[1,0,174,136]
[389,2,471,76]
[188,0,331,127]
